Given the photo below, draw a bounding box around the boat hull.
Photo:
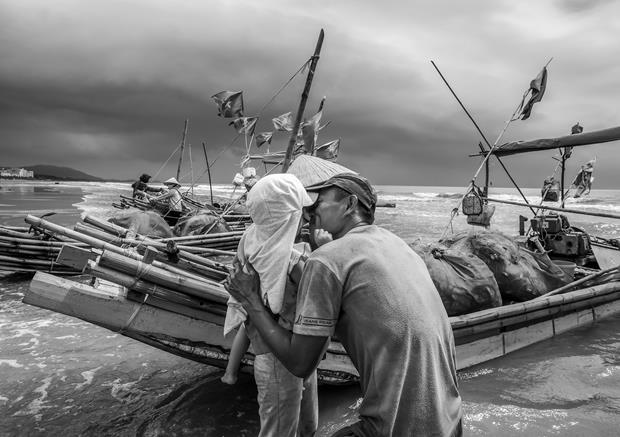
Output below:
[24,272,620,384]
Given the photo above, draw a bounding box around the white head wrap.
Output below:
[224,173,313,335]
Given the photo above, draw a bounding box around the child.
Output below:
[222,174,325,437]
[221,242,311,385]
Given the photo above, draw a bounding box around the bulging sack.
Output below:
[443,231,572,302]
[410,241,502,316]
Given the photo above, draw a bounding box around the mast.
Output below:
[282,29,325,172]
[176,119,189,181]
[560,149,567,207]
[202,142,214,204]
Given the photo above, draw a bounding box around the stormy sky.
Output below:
[1,0,619,187]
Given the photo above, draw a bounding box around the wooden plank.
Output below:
[25,272,231,347]
[504,320,554,354]
[553,308,594,335]
[593,299,620,319]
[456,335,504,370]
[56,245,97,271]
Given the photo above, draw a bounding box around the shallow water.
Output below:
[1,181,619,436]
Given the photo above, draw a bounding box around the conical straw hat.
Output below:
[286,154,357,187]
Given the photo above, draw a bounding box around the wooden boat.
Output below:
[17,37,620,384]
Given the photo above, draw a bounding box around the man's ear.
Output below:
[344,194,359,216]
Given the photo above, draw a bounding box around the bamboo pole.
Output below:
[202,142,214,205]
[450,281,620,329]
[85,261,226,316]
[73,223,233,256]
[176,119,189,181]
[97,250,229,303]
[0,254,75,271]
[25,215,228,281]
[82,214,128,237]
[535,264,620,299]
[0,236,87,248]
[282,29,325,172]
[485,197,620,220]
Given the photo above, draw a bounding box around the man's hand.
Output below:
[224,258,263,310]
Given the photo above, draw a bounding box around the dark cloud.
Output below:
[1,0,619,188]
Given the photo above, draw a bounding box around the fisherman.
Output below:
[130,173,162,199]
[222,173,322,437]
[226,173,463,437]
[149,177,184,212]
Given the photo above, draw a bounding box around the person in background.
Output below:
[222,173,319,437]
[131,173,162,199]
[226,173,463,437]
[149,177,184,212]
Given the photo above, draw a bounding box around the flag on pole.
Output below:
[212,91,244,118]
[272,112,294,132]
[229,117,258,135]
[519,67,548,120]
[300,111,322,153]
[255,131,273,148]
[314,139,340,161]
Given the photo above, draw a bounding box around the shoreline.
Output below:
[0,183,85,227]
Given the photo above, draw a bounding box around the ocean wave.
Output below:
[75,366,102,390]
[435,193,462,199]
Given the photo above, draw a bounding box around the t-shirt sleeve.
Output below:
[293,258,341,337]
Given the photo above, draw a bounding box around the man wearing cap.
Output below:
[226,173,462,437]
[149,177,184,212]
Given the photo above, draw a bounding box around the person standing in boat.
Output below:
[226,173,463,437]
[222,173,320,437]
[130,173,162,199]
[148,177,184,212]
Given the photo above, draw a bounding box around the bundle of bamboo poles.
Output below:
[22,214,237,322]
[0,225,86,274]
[1,211,245,279]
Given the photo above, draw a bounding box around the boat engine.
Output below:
[530,213,592,259]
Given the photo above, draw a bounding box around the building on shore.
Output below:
[0,168,34,178]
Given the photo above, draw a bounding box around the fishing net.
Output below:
[173,210,232,236]
[108,210,174,238]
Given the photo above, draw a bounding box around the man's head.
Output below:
[305,173,377,239]
[140,173,151,183]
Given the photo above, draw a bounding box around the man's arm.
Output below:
[225,261,328,378]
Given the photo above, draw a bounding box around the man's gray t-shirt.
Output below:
[293,225,462,436]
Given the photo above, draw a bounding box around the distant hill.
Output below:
[23,165,104,181]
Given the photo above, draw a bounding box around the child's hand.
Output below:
[312,229,333,248]
[225,258,262,309]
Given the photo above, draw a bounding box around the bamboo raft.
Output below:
[0,213,243,277]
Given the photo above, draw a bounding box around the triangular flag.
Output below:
[255,132,273,148]
[314,139,340,161]
[300,111,322,153]
[519,67,548,120]
[229,117,258,135]
[212,91,244,118]
[272,112,294,132]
